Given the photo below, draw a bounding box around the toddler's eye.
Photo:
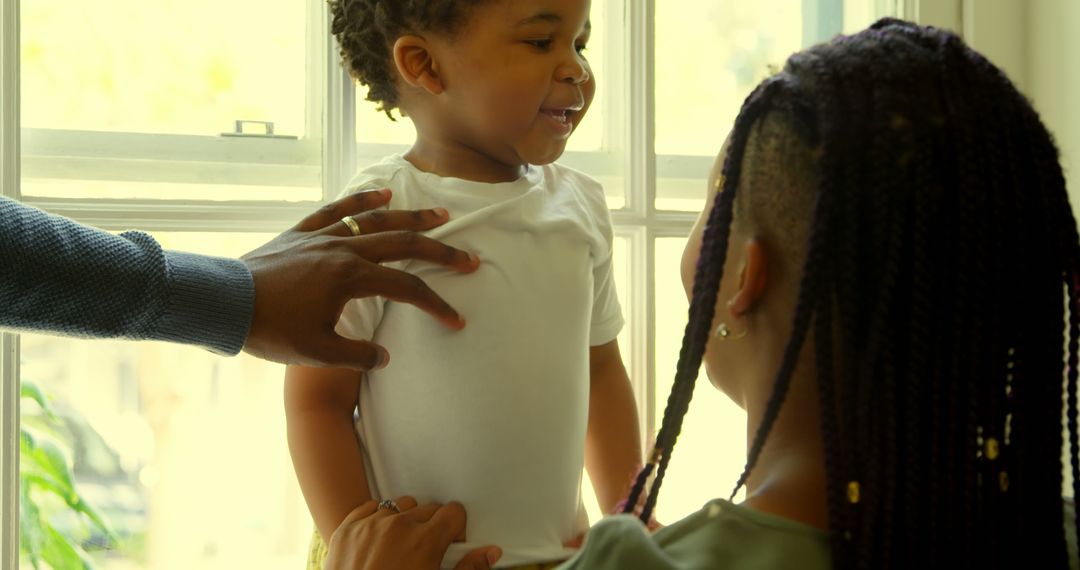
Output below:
[525,39,553,50]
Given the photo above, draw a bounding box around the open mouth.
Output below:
[542,109,576,124]
[540,107,581,135]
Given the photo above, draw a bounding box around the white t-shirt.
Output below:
[335,155,624,568]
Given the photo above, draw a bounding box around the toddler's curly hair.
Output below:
[329,0,491,118]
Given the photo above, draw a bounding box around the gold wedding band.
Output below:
[341,215,361,236]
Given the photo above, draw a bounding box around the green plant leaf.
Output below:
[21,444,119,552]
[21,472,73,505]
[20,425,38,454]
[20,381,58,421]
[18,382,116,567]
[21,413,68,442]
[25,446,75,505]
[41,524,95,570]
[73,500,118,543]
[27,435,77,502]
[19,484,45,569]
[20,425,71,477]
[19,460,71,503]
[21,469,117,543]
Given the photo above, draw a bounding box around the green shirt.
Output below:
[557,499,830,570]
[559,499,1080,569]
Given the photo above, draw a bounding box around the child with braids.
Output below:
[284,1,642,569]
[562,18,1080,570]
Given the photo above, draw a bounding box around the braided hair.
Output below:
[625,18,1080,569]
[328,0,491,117]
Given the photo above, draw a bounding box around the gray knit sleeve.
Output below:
[0,197,254,355]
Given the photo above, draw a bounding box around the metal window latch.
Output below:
[220,120,298,139]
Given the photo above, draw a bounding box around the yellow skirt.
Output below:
[306,529,563,570]
[307,529,328,570]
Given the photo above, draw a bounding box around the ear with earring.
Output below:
[713,235,763,342]
[715,295,748,340]
[714,321,748,340]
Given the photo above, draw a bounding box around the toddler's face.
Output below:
[434,0,594,166]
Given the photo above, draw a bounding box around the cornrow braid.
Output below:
[327,0,490,117]
[810,242,847,565]
[623,76,790,520]
[1014,67,1080,555]
[796,48,867,562]
[778,45,874,563]
[636,18,1080,569]
[724,82,835,500]
[899,60,945,568]
[937,33,985,563]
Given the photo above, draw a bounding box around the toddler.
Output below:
[285,1,643,568]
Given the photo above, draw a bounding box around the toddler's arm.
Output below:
[585,339,643,513]
[285,365,372,541]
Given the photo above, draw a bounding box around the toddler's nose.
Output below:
[557,55,590,85]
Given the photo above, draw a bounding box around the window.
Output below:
[2,2,892,568]
[7,0,341,566]
[20,0,328,204]
[16,244,310,569]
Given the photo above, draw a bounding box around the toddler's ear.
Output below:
[392,35,444,95]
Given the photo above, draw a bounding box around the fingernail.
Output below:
[486,549,501,565]
[375,348,390,370]
[378,189,392,199]
[468,252,480,265]
[433,207,449,218]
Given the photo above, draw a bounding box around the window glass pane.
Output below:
[654,0,803,212]
[21,0,308,137]
[654,1,878,213]
[844,0,880,33]
[655,0,802,157]
[18,233,310,569]
[653,237,747,523]
[355,86,416,147]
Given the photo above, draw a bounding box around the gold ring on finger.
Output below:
[341,215,362,236]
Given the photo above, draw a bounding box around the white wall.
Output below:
[915,0,963,34]
[964,0,1028,91]
[912,0,1027,89]
[912,0,1077,212]
[1027,0,1080,211]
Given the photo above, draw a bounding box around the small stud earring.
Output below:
[714,322,748,340]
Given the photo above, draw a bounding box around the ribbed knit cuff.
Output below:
[155,250,255,355]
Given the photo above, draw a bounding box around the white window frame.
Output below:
[1,0,21,564]
[0,1,897,566]
[15,0,348,233]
